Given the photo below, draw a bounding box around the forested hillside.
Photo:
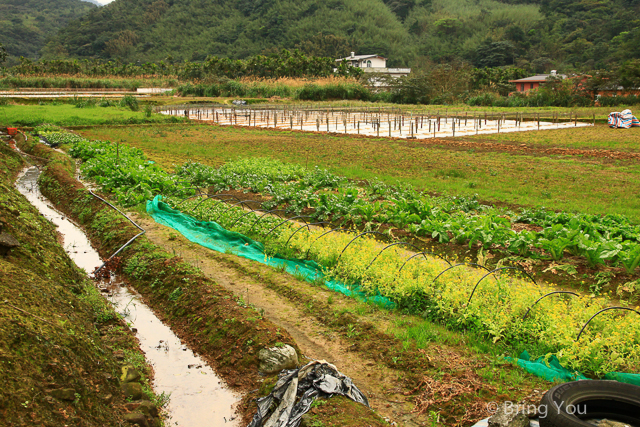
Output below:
[7,0,640,72]
[0,0,97,66]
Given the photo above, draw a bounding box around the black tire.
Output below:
[539,380,640,427]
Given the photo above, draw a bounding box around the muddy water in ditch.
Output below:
[15,166,241,427]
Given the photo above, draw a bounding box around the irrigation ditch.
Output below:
[0,142,164,426]
[14,164,242,426]
[12,133,393,425]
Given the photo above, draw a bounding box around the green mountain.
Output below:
[38,0,640,71]
[0,0,97,66]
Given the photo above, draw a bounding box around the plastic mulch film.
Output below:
[247,360,370,427]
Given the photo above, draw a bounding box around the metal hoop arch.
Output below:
[431,263,491,285]
[468,266,538,304]
[305,228,354,259]
[522,291,579,320]
[285,222,331,248]
[576,306,640,342]
[397,251,452,274]
[364,242,423,272]
[262,216,315,240]
[213,200,260,222]
[247,210,291,233]
[175,191,213,206]
[189,193,242,212]
[228,209,280,230]
[335,231,389,265]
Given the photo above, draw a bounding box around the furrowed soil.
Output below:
[78,123,640,222]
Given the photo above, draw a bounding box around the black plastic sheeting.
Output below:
[247,361,369,427]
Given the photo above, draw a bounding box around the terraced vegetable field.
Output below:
[42,126,640,379]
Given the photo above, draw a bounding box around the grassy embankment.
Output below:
[79,123,640,223]
[0,141,164,426]
[16,134,390,426]
[466,125,640,152]
[0,103,188,127]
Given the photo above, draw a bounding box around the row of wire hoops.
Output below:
[177,192,640,342]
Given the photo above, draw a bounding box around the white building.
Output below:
[336,53,388,68]
[335,52,411,86]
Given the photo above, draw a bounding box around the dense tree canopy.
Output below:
[2,0,640,72]
[0,0,96,66]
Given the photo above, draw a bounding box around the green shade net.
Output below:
[147,196,394,308]
[506,351,588,382]
[604,372,640,387]
[507,351,640,385]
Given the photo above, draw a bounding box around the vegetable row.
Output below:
[165,194,640,377]
[175,158,640,273]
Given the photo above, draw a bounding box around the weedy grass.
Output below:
[0,103,186,127]
[467,123,640,152]
[0,75,179,90]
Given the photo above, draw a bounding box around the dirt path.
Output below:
[130,213,427,427]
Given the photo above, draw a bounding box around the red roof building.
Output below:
[509,72,567,92]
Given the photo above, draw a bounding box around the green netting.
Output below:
[505,351,588,382]
[506,351,640,385]
[604,371,640,387]
[147,196,395,308]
